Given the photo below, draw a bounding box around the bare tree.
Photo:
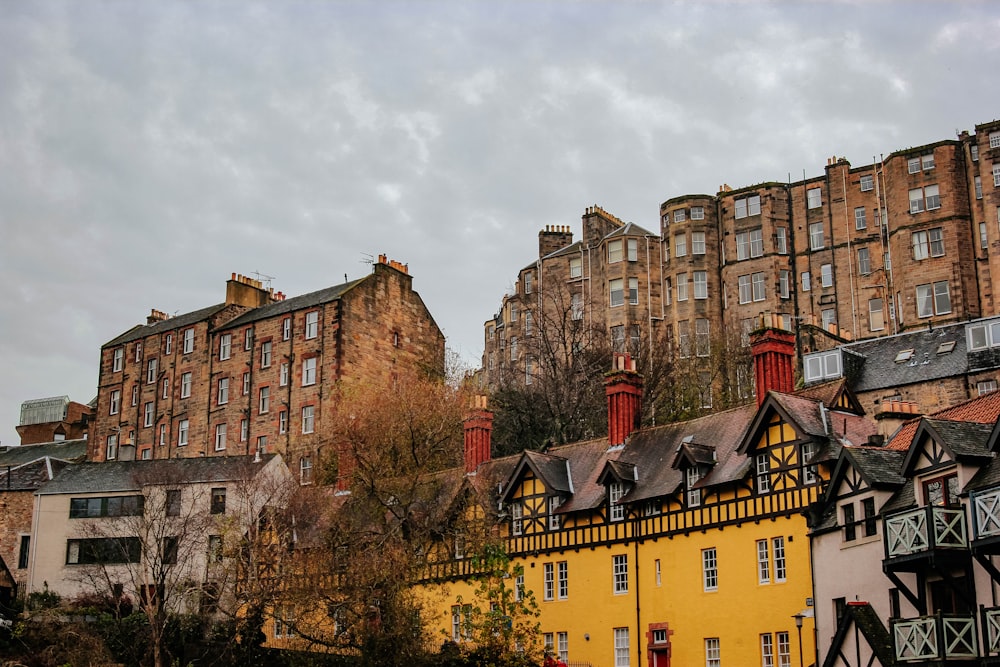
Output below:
[67,457,291,667]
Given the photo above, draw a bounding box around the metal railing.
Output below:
[884,505,968,559]
[892,613,977,662]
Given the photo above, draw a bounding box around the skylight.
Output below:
[894,349,914,363]
[937,341,956,354]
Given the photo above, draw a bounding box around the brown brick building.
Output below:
[483,119,1000,404]
[91,257,444,482]
[15,396,92,445]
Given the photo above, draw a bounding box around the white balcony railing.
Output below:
[972,487,1000,540]
[985,607,1000,655]
[884,506,968,559]
[893,614,978,662]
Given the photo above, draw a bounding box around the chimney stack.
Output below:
[463,395,493,474]
[226,273,275,308]
[750,324,796,406]
[147,309,169,325]
[538,225,574,258]
[605,354,642,447]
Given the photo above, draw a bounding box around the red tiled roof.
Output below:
[886,390,1000,451]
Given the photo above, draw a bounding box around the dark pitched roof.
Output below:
[542,240,583,260]
[38,455,279,495]
[0,458,74,492]
[605,222,657,238]
[844,447,907,487]
[836,322,970,393]
[104,303,230,347]
[0,439,87,467]
[221,278,367,330]
[923,419,993,459]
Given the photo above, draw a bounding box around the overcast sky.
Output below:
[2,1,998,446]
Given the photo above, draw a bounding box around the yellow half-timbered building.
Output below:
[416,328,881,666]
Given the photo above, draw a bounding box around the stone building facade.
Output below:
[90,257,444,482]
[483,119,1000,399]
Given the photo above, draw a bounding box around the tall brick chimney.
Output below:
[226,273,276,308]
[463,395,493,474]
[605,354,642,446]
[538,225,573,258]
[751,323,796,407]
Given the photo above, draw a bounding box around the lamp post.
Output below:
[792,613,805,667]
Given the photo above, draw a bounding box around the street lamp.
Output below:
[792,613,805,667]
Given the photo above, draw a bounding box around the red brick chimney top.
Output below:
[605,354,642,447]
[750,325,796,407]
[377,254,409,275]
[464,395,493,474]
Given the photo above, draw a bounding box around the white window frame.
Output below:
[113,348,123,372]
[691,206,704,220]
[144,401,154,427]
[511,503,522,536]
[916,281,951,318]
[738,275,752,304]
[706,638,721,667]
[613,554,628,594]
[692,231,706,255]
[614,627,630,667]
[543,562,555,600]
[676,273,688,302]
[776,227,788,254]
[260,341,272,368]
[279,409,288,434]
[801,271,811,292]
[807,187,822,209]
[182,328,194,354]
[302,357,317,386]
[809,222,824,250]
[302,405,315,434]
[180,372,192,399]
[548,495,561,530]
[109,389,121,415]
[609,278,624,307]
[164,334,172,355]
[243,372,251,395]
[217,377,229,405]
[860,174,873,191]
[608,239,623,263]
[282,317,291,340]
[749,228,764,257]
[259,386,270,414]
[673,209,686,223]
[214,423,227,451]
[628,277,639,305]
[857,247,871,275]
[736,231,750,260]
[773,536,786,582]
[686,466,701,507]
[106,434,118,460]
[702,548,718,591]
[300,456,313,485]
[756,453,770,493]
[751,272,766,302]
[627,238,638,261]
[801,441,818,484]
[757,539,771,584]
[305,311,319,339]
[569,256,582,279]
[777,631,791,667]
[693,271,708,299]
[821,263,833,288]
[869,297,885,332]
[674,232,687,257]
[280,362,289,386]
[178,419,189,446]
[557,560,568,600]
[609,482,625,522]
[762,633,775,667]
[855,207,866,230]
[219,333,231,361]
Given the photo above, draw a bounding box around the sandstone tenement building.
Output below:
[483,119,1000,406]
[91,257,443,482]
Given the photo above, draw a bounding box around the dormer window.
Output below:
[609,482,625,522]
[548,496,562,530]
[756,453,771,493]
[686,466,702,507]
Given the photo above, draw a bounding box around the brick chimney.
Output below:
[147,309,169,325]
[463,395,493,474]
[605,354,642,446]
[750,324,796,406]
[538,225,573,258]
[226,273,275,308]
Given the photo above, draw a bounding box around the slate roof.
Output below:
[37,454,279,495]
[833,321,969,393]
[221,278,366,330]
[795,379,850,410]
[0,458,75,492]
[604,222,657,238]
[104,303,229,347]
[542,240,583,261]
[922,419,993,460]
[0,439,87,467]
[524,450,574,494]
[845,447,908,487]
